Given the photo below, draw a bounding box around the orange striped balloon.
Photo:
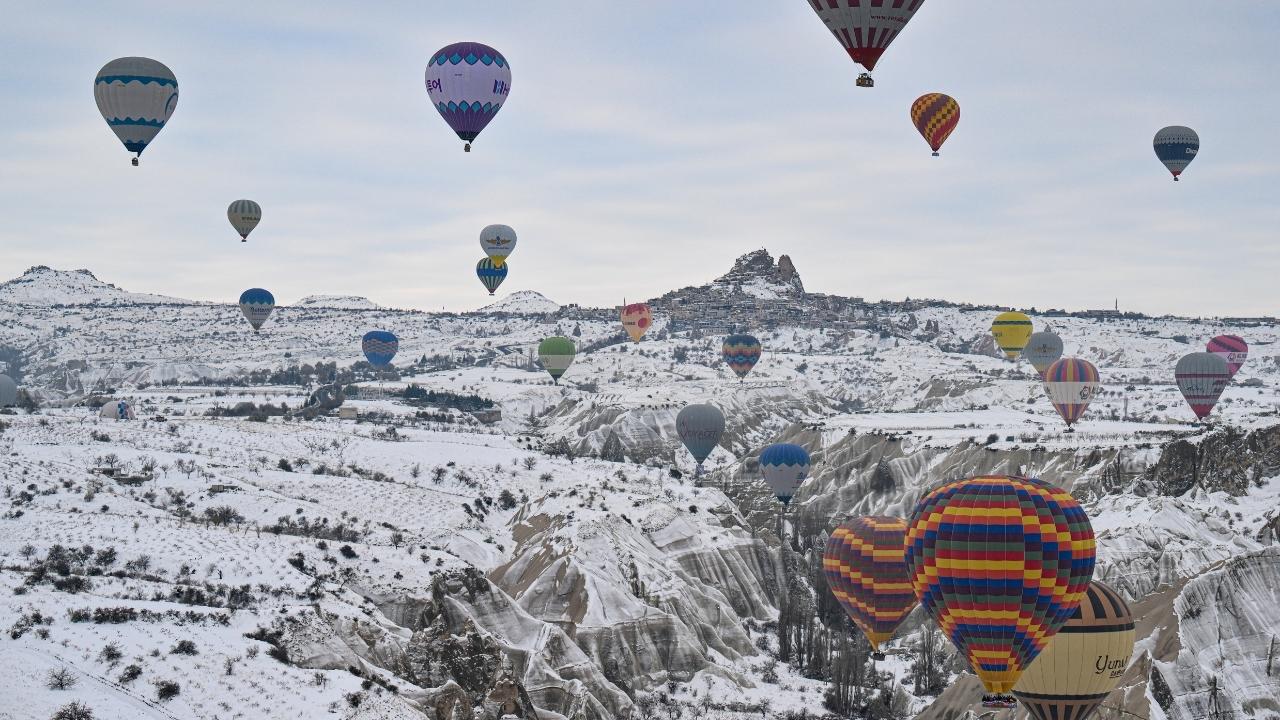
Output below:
[911,93,960,156]
[822,516,916,656]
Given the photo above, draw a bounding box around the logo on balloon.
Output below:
[1094,654,1128,678]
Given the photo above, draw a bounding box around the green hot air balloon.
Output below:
[537,336,576,384]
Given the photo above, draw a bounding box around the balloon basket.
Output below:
[871,652,886,661]
[981,695,1016,709]
[932,151,940,157]
[856,73,874,88]
[131,157,139,167]
[1173,176,1180,182]
[464,143,472,153]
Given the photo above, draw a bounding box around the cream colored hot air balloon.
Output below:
[227,200,261,242]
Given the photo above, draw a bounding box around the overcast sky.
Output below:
[2,2,1278,316]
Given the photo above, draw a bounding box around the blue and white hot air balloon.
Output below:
[238,288,275,332]
[361,331,399,368]
[1154,126,1199,181]
[759,443,811,505]
[94,57,178,166]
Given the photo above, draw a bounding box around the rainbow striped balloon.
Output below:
[1043,357,1101,427]
[906,475,1095,699]
[911,93,960,156]
[722,334,762,380]
[822,516,916,655]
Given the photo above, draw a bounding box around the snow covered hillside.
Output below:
[1,254,1277,719]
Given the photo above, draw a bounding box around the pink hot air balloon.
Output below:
[425,42,511,152]
[1175,352,1229,420]
[1206,335,1248,379]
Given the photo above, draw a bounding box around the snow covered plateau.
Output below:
[1,255,1277,720]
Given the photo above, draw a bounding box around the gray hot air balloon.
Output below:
[676,404,725,475]
[1175,352,1229,420]
[0,374,17,407]
[228,200,262,242]
[94,57,178,166]
[1023,331,1064,378]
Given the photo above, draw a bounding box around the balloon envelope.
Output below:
[537,336,576,384]
[822,516,916,653]
[425,42,511,150]
[905,475,1095,698]
[1206,334,1248,379]
[476,258,508,295]
[238,288,275,332]
[1024,331,1064,377]
[911,93,960,154]
[759,443,811,505]
[803,0,925,73]
[99,400,135,420]
[362,330,399,367]
[1043,357,1101,427]
[722,334,762,380]
[480,224,517,266]
[228,200,262,241]
[620,303,653,343]
[0,374,16,407]
[1013,580,1136,720]
[991,312,1034,359]
[1153,126,1198,180]
[1175,352,1229,420]
[676,404,725,467]
[94,57,178,162]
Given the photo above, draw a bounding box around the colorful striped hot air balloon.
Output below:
[1024,331,1064,378]
[802,0,927,87]
[238,288,275,332]
[822,516,916,659]
[722,334,762,381]
[1043,358,1101,427]
[905,475,1096,708]
[1153,126,1198,181]
[991,312,1034,360]
[911,93,959,156]
[227,200,261,242]
[620,303,652,343]
[476,258,507,295]
[425,42,511,152]
[537,336,576,384]
[1206,334,1248,379]
[94,57,178,165]
[1013,581,1136,720]
[676,403,725,474]
[1175,352,1229,420]
[759,443,811,505]
[361,330,399,368]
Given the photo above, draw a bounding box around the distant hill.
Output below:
[477,290,560,314]
[0,266,198,306]
[293,294,382,310]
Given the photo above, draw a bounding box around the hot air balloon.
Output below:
[822,516,916,660]
[1013,581,1136,720]
[537,336,576,384]
[362,331,399,368]
[722,334,762,381]
[905,475,1095,708]
[676,404,725,475]
[991,312,1034,360]
[227,200,262,242]
[759,443,811,505]
[238,288,275,332]
[1175,352,1229,420]
[1206,334,1248,380]
[425,42,511,152]
[803,0,926,87]
[620,303,652,343]
[99,400,136,420]
[0,374,16,407]
[476,258,508,295]
[480,224,517,267]
[1153,126,1198,181]
[94,57,178,166]
[1043,358,1101,428]
[911,93,960,156]
[1024,331,1064,378]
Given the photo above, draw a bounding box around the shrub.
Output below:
[171,639,198,655]
[338,545,358,559]
[203,506,244,525]
[118,664,142,684]
[497,489,517,510]
[277,458,293,472]
[98,642,123,665]
[51,702,95,720]
[154,680,180,701]
[46,667,78,690]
